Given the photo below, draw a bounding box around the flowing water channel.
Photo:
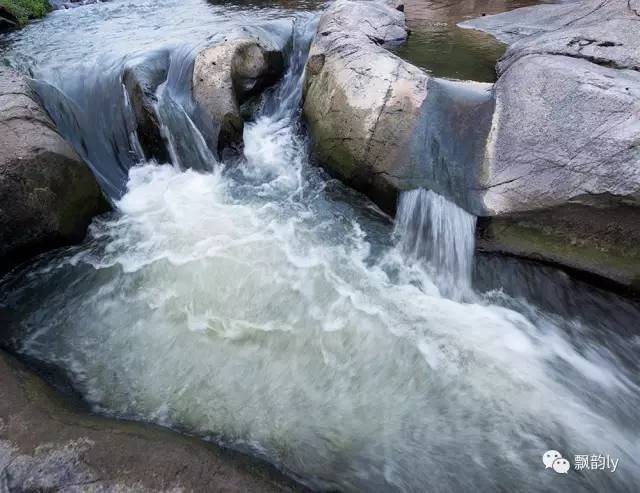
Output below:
[1,1,639,492]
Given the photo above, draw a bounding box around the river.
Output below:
[1,1,639,492]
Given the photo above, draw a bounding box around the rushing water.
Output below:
[395,189,476,297]
[1,1,640,492]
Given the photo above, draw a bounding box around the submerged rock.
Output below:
[49,0,106,9]
[0,349,305,492]
[123,49,171,163]
[0,68,109,273]
[303,0,428,213]
[193,38,284,155]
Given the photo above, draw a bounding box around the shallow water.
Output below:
[392,0,552,81]
[1,1,640,492]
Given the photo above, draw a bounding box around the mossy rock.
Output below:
[476,201,640,296]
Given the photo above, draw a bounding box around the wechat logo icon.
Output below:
[543,450,570,474]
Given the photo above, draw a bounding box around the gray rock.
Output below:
[480,55,640,215]
[123,49,171,163]
[459,0,638,44]
[0,68,109,273]
[303,0,429,213]
[0,349,306,492]
[458,0,640,292]
[497,17,640,73]
[192,38,284,155]
[475,54,640,291]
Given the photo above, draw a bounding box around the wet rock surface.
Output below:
[304,0,640,291]
[0,67,109,273]
[123,49,171,163]
[464,0,640,293]
[476,201,640,294]
[303,0,428,213]
[193,37,284,155]
[401,77,494,214]
[0,349,306,492]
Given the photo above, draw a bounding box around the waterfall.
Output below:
[3,4,640,493]
[395,188,476,295]
[28,20,298,199]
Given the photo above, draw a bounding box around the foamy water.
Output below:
[1,2,639,492]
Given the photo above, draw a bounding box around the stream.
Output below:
[1,1,639,492]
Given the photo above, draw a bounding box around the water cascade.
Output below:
[395,188,476,297]
[1,2,639,492]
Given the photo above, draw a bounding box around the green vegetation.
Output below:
[0,0,50,27]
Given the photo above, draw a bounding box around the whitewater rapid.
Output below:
[1,3,639,492]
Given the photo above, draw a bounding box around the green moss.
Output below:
[483,221,640,289]
[1,0,50,26]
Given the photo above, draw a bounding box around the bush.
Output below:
[1,0,51,26]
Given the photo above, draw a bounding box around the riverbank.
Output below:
[0,0,49,30]
[0,349,308,492]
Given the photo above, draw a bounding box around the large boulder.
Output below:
[0,349,305,492]
[0,68,109,273]
[123,49,171,163]
[461,0,640,73]
[480,54,640,216]
[193,37,284,155]
[304,0,640,291]
[463,0,640,292]
[302,0,429,213]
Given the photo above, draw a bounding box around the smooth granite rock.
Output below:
[0,67,109,273]
[123,49,171,163]
[303,0,429,213]
[193,37,284,155]
[462,0,640,292]
[0,349,306,492]
[481,54,640,215]
[459,0,639,44]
